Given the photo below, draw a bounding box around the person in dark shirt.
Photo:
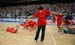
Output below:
[64,13,74,30]
[63,13,74,34]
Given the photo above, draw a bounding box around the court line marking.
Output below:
[48,26,56,45]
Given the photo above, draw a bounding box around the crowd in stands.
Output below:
[0,3,75,18]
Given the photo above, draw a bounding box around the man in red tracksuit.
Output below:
[56,14,63,32]
[34,7,50,42]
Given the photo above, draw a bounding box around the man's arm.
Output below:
[29,15,34,19]
[51,11,63,15]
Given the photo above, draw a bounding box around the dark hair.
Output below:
[38,6,43,10]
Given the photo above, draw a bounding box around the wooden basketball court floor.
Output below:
[0,22,75,45]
